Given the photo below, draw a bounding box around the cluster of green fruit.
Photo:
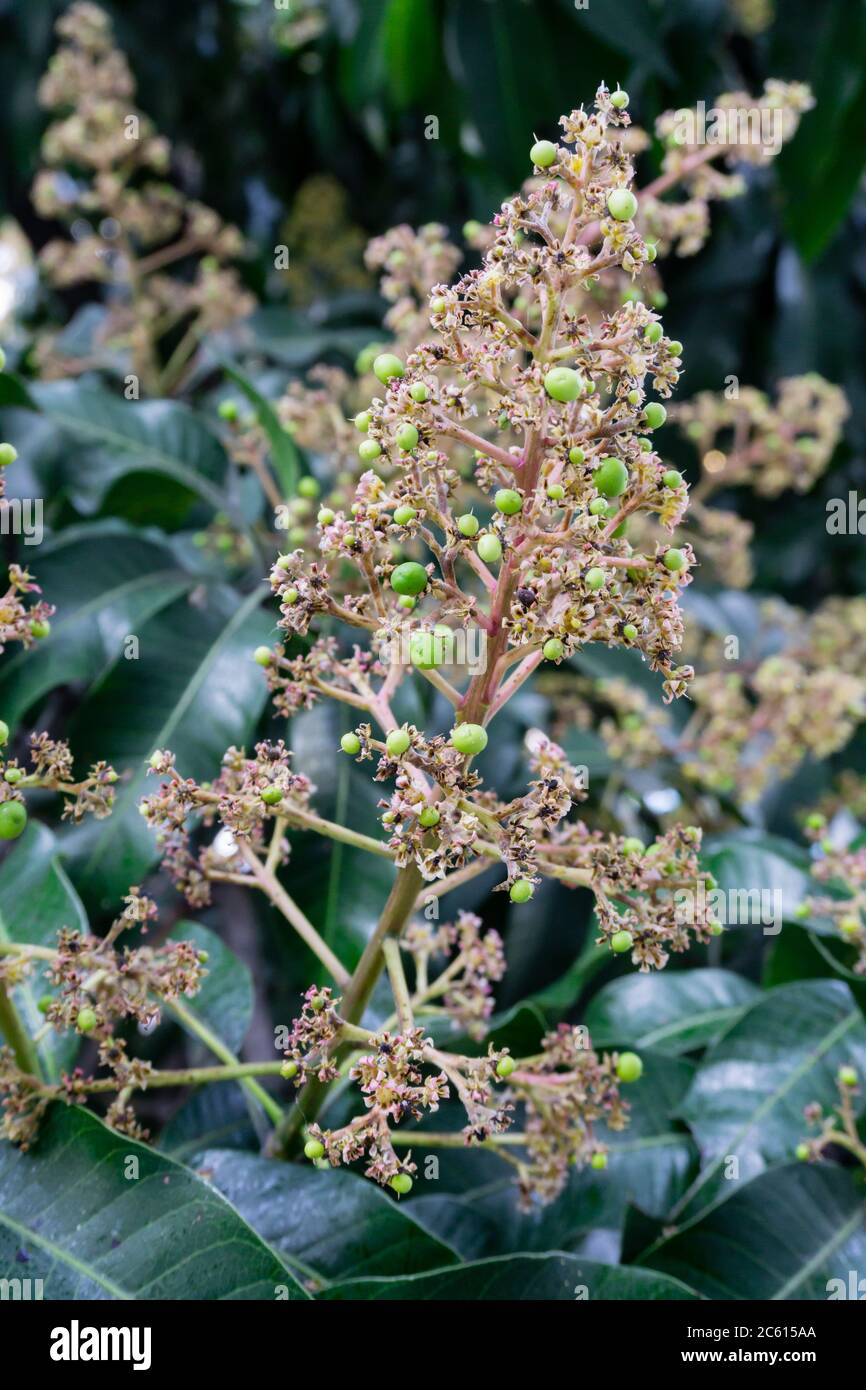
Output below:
[0,721,26,840]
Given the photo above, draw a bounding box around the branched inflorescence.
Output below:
[31,3,253,392]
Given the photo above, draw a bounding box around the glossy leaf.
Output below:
[0,1103,310,1299]
[192,1148,459,1284]
[585,969,761,1055]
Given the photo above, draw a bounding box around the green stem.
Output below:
[0,981,41,1079]
[382,939,413,1034]
[67,1061,287,1094]
[167,997,282,1126]
[272,862,424,1155]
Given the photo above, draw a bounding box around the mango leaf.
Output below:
[216,358,302,498]
[320,1252,699,1301]
[168,921,253,1056]
[61,584,274,905]
[190,1149,459,1285]
[671,979,866,1222]
[0,823,86,1082]
[704,830,819,932]
[584,969,761,1055]
[29,379,229,517]
[639,1163,866,1300]
[160,1083,259,1162]
[0,521,193,726]
[0,1103,309,1299]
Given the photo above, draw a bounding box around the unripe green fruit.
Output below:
[622,624,638,642]
[38,994,52,1014]
[398,595,416,610]
[651,290,668,309]
[457,513,480,538]
[627,389,640,406]
[585,567,606,591]
[530,139,557,168]
[607,188,638,221]
[589,497,608,516]
[547,483,565,501]
[594,457,629,498]
[839,1066,858,1087]
[354,410,371,433]
[304,1139,325,1161]
[543,638,564,662]
[795,1143,810,1161]
[298,475,320,499]
[645,241,657,263]
[218,399,239,423]
[616,1051,643,1083]
[389,1173,413,1195]
[668,340,683,357]
[496,1056,516,1078]
[663,548,687,572]
[409,383,429,403]
[510,878,534,904]
[477,534,502,565]
[839,915,861,936]
[463,220,482,240]
[386,728,412,758]
[0,801,26,839]
[393,504,418,526]
[495,488,523,515]
[410,625,454,670]
[261,786,283,806]
[284,588,299,604]
[77,1006,97,1033]
[638,437,653,452]
[544,367,583,403]
[450,723,488,756]
[610,929,634,954]
[610,87,629,109]
[253,646,271,667]
[662,470,683,489]
[710,922,724,937]
[396,423,419,452]
[4,768,22,784]
[281,1060,298,1079]
[644,322,663,345]
[590,1151,608,1170]
[430,297,448,315]
[621,837,644,855]
[29,619,50,639]
[419,806,440,828]
[318,507,335,525]
[373,353,405,384]
[391,561,428,596]
[0,443,18,468]
[805,813,826,831]
[340,732,361,755]
[568,446,585,466]
[359,438,382,462]
[643,402,667,430]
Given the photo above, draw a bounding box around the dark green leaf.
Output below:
[0,1103,310,1299]
[584,968,761,1054]
[191,1149,459,1284]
